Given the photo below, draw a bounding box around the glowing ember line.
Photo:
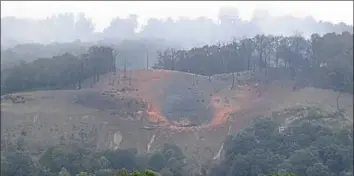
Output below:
[106,70,259,132]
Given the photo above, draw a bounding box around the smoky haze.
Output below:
[1,2,353,176]
[1,6,353,49]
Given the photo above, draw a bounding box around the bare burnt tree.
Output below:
[124,60,127,78]
[129,69,132,86]
[77,61,84,89]
[253,34,265,72]
[193,73,195,86]
[171,48,177,70]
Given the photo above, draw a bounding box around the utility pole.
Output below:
[146,51,149,70]
[193,74,195,86]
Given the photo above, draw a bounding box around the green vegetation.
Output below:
[1,46,115,94]
[210,107,353,176]
[2,32,352,96]
[1,136,187,176]
[270,172,296,176]
[73,169,159,176]
[155,32,353,93]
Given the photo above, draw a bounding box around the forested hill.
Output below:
[1,46,116,95]
[1,39,176,70]
[1,32,352,95]
[154,32,353,93]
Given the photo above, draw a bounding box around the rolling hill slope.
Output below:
[1,69,352,163]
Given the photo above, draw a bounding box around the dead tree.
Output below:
[93,67,98,85]
[196,74,199,85]
[124,60,127,78]
[117,73,120,84]
[171,49,176,70]
[335,75,350,112]
[129,69,132,86]
[77,61,84,89]
[336,91,341,111]
[231,72,235,90]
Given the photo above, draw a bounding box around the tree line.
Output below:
[1,39,174,70]
[2,32,352,95]
[154,32,353,93]
[1,46,116,95]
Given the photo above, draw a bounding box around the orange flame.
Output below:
[107,70,260,132]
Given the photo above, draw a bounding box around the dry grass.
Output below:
[1,69,352,166]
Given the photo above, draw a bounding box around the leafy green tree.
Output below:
[101,149,138,172]
[59,167,71,176]
[113,169,159,176]
[39,144,92,175]
[91,156,111,171]
[147,152,166,172]
[95,169,115,176]
[305,163,331,176]
[159,168,174,176]
[76,172,89,176]
[115,168,129,176]
[1,150,41,176]
[270,172,296,176]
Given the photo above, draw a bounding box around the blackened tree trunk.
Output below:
[77,61,84,89]
[124,60,127,78]
[231,72,235,90]
[193,74,195,86]
[93,68,97,84]
[259,52,263,72]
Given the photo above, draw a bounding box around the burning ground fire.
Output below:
[143,85,258,132]
[103,70,259,132]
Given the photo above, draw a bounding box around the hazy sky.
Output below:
[1,1,353,32]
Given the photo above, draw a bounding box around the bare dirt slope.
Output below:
[1,69,352,162]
